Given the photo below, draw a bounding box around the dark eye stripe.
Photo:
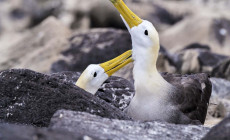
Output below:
[93,72,97,77]
[144,30,148,36]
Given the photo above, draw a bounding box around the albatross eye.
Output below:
[93,72,97,77]
[144,30,148,36]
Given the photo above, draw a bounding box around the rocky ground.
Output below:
[0,0,230,139]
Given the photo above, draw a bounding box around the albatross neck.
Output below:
[132,43,172,97]
[133,43,159,75]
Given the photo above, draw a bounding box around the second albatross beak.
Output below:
[100,50,133,76]
[109,0,143,28]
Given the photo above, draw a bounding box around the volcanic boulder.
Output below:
[0,123,91,140]
[175,43,229,74]
[0,69,130,127]
[212,58,230,81]
[203,116,230,140]
[51,28,132,73]
[50,110,210,140]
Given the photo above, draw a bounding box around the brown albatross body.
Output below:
[162,73,212,124]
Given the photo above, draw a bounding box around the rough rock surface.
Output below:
[0,123,91,140]
[209,78,230,117]
[175,43,229,74]
[0,69,130,127]
[211,78,230,99]
[0,0,62,32]
[50,71,135,110]
[50,110,210,140]
[0,0,183,32]
[203,116,230,140]
[207,97,229,119]
[51,28,132,73]
[205,78,230,126]
[212,58,230,81]
[0,16,71,73]
[49,71,81,84]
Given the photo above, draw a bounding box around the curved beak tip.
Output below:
[109,0,142,29]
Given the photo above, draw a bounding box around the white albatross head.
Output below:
[109,0,160,73]
[76,50,133,94]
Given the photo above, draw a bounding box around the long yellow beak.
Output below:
[110,0,142,28]
[100,50,133,76]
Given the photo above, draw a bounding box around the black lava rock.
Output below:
[51,29,132,73]
[198,51,228,67]
[176,43,228,74]
[0,69,130,127]
[0,123,91,140]
[183,43,211,51]
[202,116,230,140]
[212,58,230,81]
[50,71,81,84]
[89,4,126,29]
[153,5,183,25]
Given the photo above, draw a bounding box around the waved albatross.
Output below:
[76,50,132,95]
[109,0,212,124]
